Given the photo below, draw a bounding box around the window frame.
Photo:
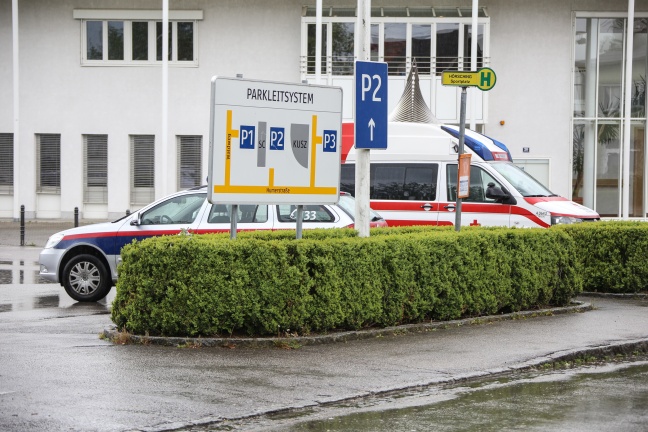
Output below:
[36,134,61,195]
[177,135,203,190]
[0,133,13,195]
[83,134,108,204]
[130,135,155,207]
[301,15,490,77]
[75,9,202,67]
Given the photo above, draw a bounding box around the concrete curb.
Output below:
[581,291,648,300]
[103,300,594,349]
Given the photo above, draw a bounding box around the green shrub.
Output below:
[111,226,581,337]
[557,221,648,293]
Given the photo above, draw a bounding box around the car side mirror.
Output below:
[486,183,517,205]
[485,182,507,200]
[129,213,140,226]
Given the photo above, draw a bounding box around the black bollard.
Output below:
[74,207,79,227]
[20,205,25,246]
[126,209,130,216]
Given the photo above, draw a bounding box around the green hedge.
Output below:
[111,226,581,337]
[557,221,648,293]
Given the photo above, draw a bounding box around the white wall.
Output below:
[3,0,304,220]
[3,0,648,220]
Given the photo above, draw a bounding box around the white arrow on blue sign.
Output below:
[355,61,388,150]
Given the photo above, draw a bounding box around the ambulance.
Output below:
[340,120,600,228]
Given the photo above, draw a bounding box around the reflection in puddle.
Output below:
[0,292,113,313]
[0,260,56,285]
[34,294,61,309]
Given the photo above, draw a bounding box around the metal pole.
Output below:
[296,205,304,239]
[622,0,635,219]
[161,0,169,200]
[455,87,468,232]
[230,204,238,240]
[315,0,322,85]
[74,207,79,227]
[470,0,478,131]
[355,0,372,238]
[20,204,24,246]
[12,0,20,220]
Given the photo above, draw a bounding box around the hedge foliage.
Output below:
[556,221,648,293]
[111,226,583,337]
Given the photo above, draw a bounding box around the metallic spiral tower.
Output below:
[388,60,439,124]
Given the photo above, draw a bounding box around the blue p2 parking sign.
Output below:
[355,61,388,150]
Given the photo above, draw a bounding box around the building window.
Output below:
[132,21,149,60]
[301,8,488,77]
[74,9,203,66]
[572,16,648,217]
[177,136,202,190]
[84,135,108,203]
[36,134,61,194]
[130,135,155,206]
[108,21,124,60]
[0,133,13,194]
[86,21,103,60]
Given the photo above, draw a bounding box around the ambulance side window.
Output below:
[339,163,438,201]
[373,166,405,199]
[446,165,503,203]
[403,166,438,200]
[340,164,355,195]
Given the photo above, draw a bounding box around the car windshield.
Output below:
[337,194,384,221]
[488,162,557,197]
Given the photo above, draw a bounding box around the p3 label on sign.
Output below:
[323,130,337,153]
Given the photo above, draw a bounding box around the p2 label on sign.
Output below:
[270,127,285,150]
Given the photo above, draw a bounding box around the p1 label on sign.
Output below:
[240,125,255,149]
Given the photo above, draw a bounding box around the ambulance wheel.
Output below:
[62,254,111,302]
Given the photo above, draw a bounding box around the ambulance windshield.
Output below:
[489,162,557,198]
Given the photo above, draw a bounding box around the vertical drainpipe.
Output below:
[470,0,478,131]
[12,0,20,220]
[622,0,635,219]
[161,0,169,198]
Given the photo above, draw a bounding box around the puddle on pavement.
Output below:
[197,361,648,432]
[0,260,56,285]
[0,292,114,313]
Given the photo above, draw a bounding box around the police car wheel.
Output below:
[62,254,111,302]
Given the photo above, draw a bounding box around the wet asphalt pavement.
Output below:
[1,244,647,432]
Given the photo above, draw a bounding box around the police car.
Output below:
[39,187,387,302]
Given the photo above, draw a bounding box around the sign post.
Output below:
[354,60,388,237]
[442,68,496,231]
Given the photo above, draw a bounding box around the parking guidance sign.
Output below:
[208,76,343,205]
[355,61,388,149]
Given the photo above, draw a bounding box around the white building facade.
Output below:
[1,0,647,220]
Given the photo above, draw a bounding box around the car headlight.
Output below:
[551,216,584,225]
[44,233,65,249]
